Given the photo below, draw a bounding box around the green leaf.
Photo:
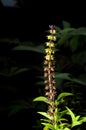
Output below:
[33,96,50,104]
[38,112,52,120]
[13,44,45,54]
[36,81,44,85]
[57,92,73,101]
[57,34,71,45]
[76,116,80,121]
[80,117,86,123]
[55,73,86,86]
[71,78,86,86]
[42,123,55,130]
[64,128,70,130]
[8,100,30,116]
[10,68,29,75]
[59,110,69,118]
[55,73,71,80]
[62,21,71,28]
[70,36,79,52]
[59,123,70,129]
[59,28,75,34]
[66,107,81,127]
[0,67,29,77]
[71,27,86,36]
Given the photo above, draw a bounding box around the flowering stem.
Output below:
[44,25,57,125]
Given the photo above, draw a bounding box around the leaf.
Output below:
[71,78,86,86]
[38,112,52,120]
[55,73,71,80]
[76,116,80,121]
[59,110,69,118]
[33,96,50,104]
[57,92,73,101]
[59,123,70,129]
[0,67,29,77]
[42,123,55,130]
[71,27,86,36]
[70,36,79,52]
[62,21,71,28]
[66,107,81,127]
[57,34,71,45]
[13,44,45,54]
[60,28,75,34]
[55,73,86,86]
[36,81,44,85]
[79,117,86,123]
[43,126,49,130]
[10,68,29,75]
[64,128,70,130]
[8,100,30,116]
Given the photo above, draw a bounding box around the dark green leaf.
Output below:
[70,36,79,52]
[71,27,86,36]
[55,73,86,86]
[62,21,71,28]
[13,45,45,54]
[57,34,71,45]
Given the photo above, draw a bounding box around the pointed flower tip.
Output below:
[49,25,55,29]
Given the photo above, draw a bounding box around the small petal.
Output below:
[45,54,54,61]
[49,25,55,29]
[44,72,48,77]
[47,35,56,41]
[45,48,55,54]
[44,60,49,65]
[45,42,55,47]
[45,85,49,90]
[50,29,56,34]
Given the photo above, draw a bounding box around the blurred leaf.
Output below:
[59,28,75,35]
[36,81,44,85]
[13,44,58,54]
[11,68,29,75]
[71,78,86,86]
[0,67,29,77]
[62,21,71,28]
[70,36,79,52]
[13,44,45,54]
[55,73,71,80]
[71,27,86,36]
[72,51,86,65]
[43,126,49,130]
[55,73,86,86]
[8,100,30,116]
[57,34,71,45]
[64,128,70,130]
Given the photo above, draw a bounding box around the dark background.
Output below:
[0,1,86,42]
[0,1,86,130]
